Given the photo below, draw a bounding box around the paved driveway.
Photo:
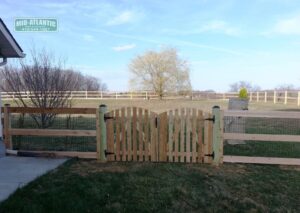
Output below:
[0,156,67,202]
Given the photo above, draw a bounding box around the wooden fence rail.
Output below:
[1,104,99,158]
[223,110,300,165]
[2,90,300,106]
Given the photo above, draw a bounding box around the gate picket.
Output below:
[197,110,204,163]
[174,109,180,162]
[150,112,157,162]
[132,107,137,161]
[115,109,121,161]
[138,108,143,161]
[159,112,168,162]
[168,111,174,162]
[180,108,185,162]
[127,107,132,161]
[186,109,191,163]
[191,109,197,163]
[106,111,114,161]
[144,109,149,161]
[121,108,126,161]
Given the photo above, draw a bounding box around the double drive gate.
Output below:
[98,105,223,165]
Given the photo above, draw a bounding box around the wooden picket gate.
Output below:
[98,105,223,164]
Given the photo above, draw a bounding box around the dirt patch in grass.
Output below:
[279,165,300,171]
[69,160,128,176]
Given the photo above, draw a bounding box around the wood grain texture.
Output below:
[159,112,168,162]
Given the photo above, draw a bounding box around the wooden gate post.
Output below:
[4,104,12,149]
[98,104,107,162]
[212,106,223,166]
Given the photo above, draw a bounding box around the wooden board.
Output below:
[96,108,101,160]
[150,112,157,162]
[132,107,137,161]
[224,155,300,166]
[9,129,96,137]
[168,110,174,162]
[115,109,121,161]
[224,110,300,119]
[121,108,126,161]
[174,109,180,162]
[158,112,168,161]
[180,108,185,162]
[6,107,96,114]
[127,107,132,161]
[138,108,143,161]
[144,109,149,161]
[223,133,300,143]
[186,109,191,163]
[191,109,197,163]
[106,111,114,161]
[14,150,97,159]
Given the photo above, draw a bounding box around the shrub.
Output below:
[239,88,248,99]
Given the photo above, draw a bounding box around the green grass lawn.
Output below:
[0,159,299,213]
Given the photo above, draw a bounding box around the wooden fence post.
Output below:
[4,104,12,149]
[273,91,276,104]
[284,91,287,105]
[250,92,252,102]
[256,92,259,102]
[212,106,223,166]
[298,91,300,106]
[98,104,107,162]
[264,91,267,103]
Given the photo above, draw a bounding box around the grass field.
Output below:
[0,159,299,212]
[4,99,300,113]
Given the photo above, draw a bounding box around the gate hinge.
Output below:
[204,151,215,159]
[104,115,115,122]
[104,150,114,156]
[205,116,215,123]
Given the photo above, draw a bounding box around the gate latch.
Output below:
[104,150,115,156]
[205,116,215,123]
[204,151,215,159]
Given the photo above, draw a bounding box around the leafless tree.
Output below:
[129,47,192,99]
[82,75,107,91]
[1,50,82,128]
[229,81,261,92]
[275,84,297,91]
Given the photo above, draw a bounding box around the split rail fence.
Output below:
[2,90,300,106]
[1,104,300,165]
[1,104,223,165]
[223,110,300,165]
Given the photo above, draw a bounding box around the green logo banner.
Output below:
[15,18,58,32]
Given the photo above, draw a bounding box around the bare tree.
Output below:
[1,50,82,128]
[82,75,107,91]
[275,84,297,91]
[129,47,191,99]
[229,81,261,92]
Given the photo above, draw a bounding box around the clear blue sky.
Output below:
[2,0,300,91]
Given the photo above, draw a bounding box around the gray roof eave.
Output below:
[0,18,25,58]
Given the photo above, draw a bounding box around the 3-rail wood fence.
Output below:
[1,104,223,165]
[1,105,300,165]
[2,90,300,106]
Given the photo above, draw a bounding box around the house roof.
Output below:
[0,18,25,58]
